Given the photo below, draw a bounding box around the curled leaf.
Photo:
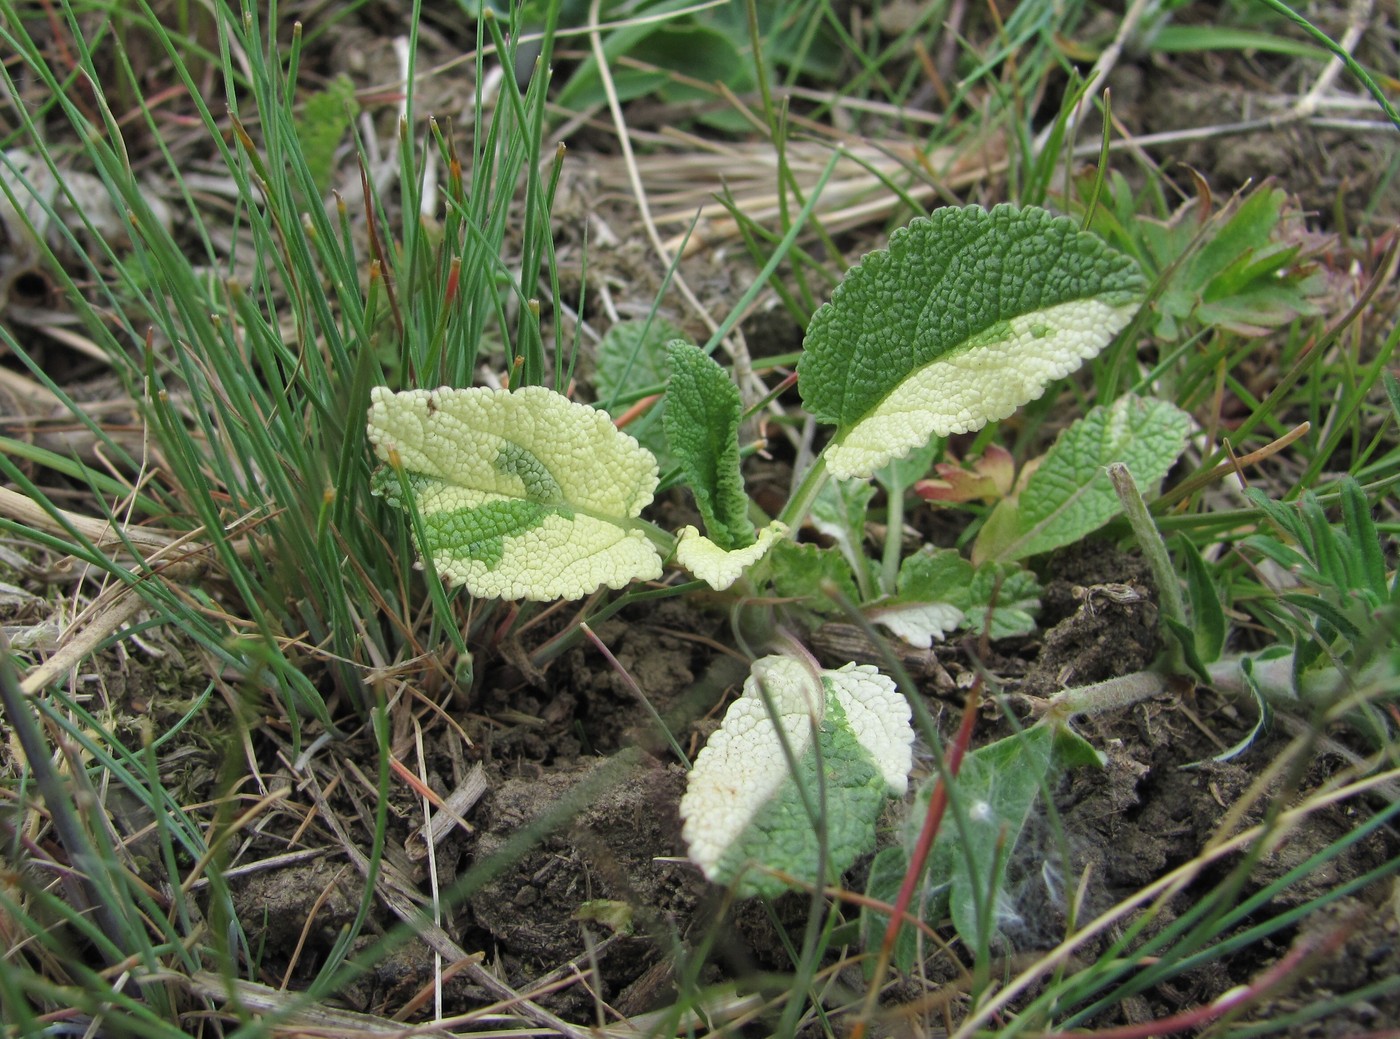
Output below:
[676,521,786,591]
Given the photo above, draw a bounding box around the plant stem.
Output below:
[1109,462,1191,676]
[1051,669,1171,716]
[1048,649,1381,719]
[880,466,905,596]
[778,452,830,533]
[1255,0,1400,130]
[1109,462,1187,629]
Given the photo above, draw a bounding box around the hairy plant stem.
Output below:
[1047,649,1386,719]
[1109,462,1186,624]
[1108,461,1198,682]
[1050,668,1175,717]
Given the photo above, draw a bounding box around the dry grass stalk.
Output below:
[607,134,1005,257]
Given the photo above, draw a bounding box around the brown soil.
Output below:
[207,557,1398,1030]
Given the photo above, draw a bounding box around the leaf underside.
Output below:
[675,521,785,591]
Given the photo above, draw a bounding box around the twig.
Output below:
[1292,0,1374,119]
[18,587,147,697]
[1034,0,1156,152]
[405,761,487,861]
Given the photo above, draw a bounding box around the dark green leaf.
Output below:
[1339,478,1387,600]
[1239,532,1308,572]
[663,341,753,550]
[595,317,684,466]
[915,719,1102,952]
[1177,535,1225,664]
[1280,592,1365,643]
[769,541,860,615]
[888,548,1041,642]
[1185,187,1284,290]
[1166,616,1213,685]
[973,395,1190,563]
[860,846,921,977]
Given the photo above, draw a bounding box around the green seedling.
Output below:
[790,392,1192,649]
[1053,472,1399,759]
[1082,174,1325,341]
[768,523,1044,648]
[367,202,1148,897]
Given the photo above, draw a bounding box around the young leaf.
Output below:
[595,317,684,464]
[663,341,754,550]
[679,656,914,899]
[811,477,878,595]
[914,443,1017,504]
[768,541,863,615]
[871,547,1041,647]
[798,204,1145,479]
[1339,478,1387,600]
[367,386,662,601]
[1176,534,1225,664]
[973,395,1192,564]
[676,520,786,591]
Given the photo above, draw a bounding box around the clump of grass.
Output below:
[0,1,565,726]
[0,0,566,1029]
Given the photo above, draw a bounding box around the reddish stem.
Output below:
[359,156,403,342]
[614,393,662,429]
[851,680,981,1039]
[881,679,981,963]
